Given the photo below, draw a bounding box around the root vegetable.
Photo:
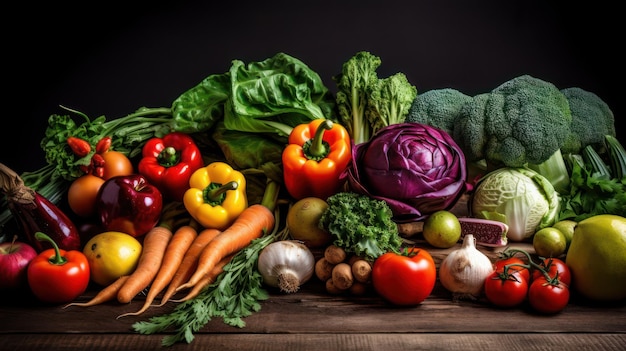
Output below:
[347,255,364,266]
[117,225,173,304]
[331,262,353,290]
[62,275,129,308]
[325,278,344,295]
[158,228,221,306]
[178,204,275,292]
[315,257,334,282]
[324,244,347,265]
[349,281,369,296]
[351,259,372,283]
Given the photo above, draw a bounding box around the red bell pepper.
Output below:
[138,132,204,201]
[27,232,90,304]
[282,119,351,200]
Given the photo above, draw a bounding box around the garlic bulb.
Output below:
[438,234,494,300]
[257,240,315,293]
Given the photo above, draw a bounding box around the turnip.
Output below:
[286,197,332,248]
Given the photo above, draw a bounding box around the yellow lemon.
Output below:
[422,210,462,249]
[566,214,626,301]
[83,231,142,286]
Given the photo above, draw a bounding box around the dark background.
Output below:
[3,0,622,173]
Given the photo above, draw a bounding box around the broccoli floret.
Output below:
[365,72,417,134]
[462,75,572,168]
[333,51,381,144]
[405,88,472,135]
[452,93,491,162]
[560,87,616,154]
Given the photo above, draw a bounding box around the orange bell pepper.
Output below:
[282,119,351,200]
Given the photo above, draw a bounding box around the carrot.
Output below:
[116,225,173,305]
[157,227,222,306]
[177,204,275,292]
[170,253,235,303]
[62,275,129,309]
[115,225,198,317]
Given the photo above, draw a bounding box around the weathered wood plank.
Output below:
[1,333,625,351]
[1,280,625,334]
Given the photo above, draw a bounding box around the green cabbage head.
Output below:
[470,167,560,242]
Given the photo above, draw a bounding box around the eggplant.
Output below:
[0,163,80,252]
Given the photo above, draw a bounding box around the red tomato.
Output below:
[493,256,530,283]
[371,248,436,306]
[101,150,134,180]
[528,276,570,314]
[484,270,528,308]
[532,257,571,286]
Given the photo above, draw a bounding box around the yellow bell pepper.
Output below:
[183,161,248,230]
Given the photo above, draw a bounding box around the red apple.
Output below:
[95,174,163,237]
[0,236,38,290]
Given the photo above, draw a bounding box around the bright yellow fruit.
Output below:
[83,231,142,286]
[566,214,626,301]
[422,210,462,249]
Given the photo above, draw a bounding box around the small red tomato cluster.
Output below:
[485,248,571,314]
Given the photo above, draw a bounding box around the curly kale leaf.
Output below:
[319,192,402,261]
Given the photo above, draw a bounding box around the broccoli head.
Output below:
[405,88,473,135]
[453,75,572,168]
[560,87,616,154]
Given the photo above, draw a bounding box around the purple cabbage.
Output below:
[344,122,468,222]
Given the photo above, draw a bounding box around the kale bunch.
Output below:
[319,192,403,262]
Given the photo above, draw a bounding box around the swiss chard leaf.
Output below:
[224,52,335,137]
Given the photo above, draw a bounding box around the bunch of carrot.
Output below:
[63,203,276,317]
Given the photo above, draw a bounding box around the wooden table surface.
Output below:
[1,196,625,351]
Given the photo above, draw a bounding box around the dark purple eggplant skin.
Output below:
[8,191,81,252]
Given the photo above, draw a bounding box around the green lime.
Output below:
[422,210,462,249]
[533,227,567,258]
[552,219,577,251]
